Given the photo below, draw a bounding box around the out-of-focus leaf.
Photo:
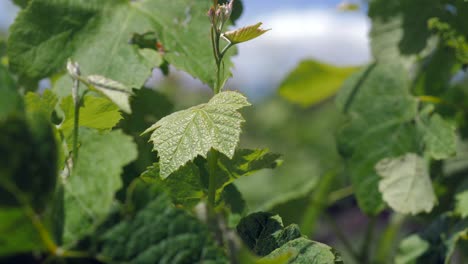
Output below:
[8,0,236,90]
[96,182,228,263]
[25,90,58,119]
[86,75,133,114]
[336,63,420,215]
[59,95,122,140]
[376,153,437,215]
[63,128,137,243]
[0,64,23,120]
[0,115,58,256]
[144,91,250,178]
[12,0,30,8]
[422,114,456,160]
[223,22,270,44]
[429,17,468,64]
[455,190,468,218]
[395,235,430,264]
[279,60,359,107]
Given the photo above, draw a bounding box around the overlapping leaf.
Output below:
[8,0,236,90]
[336,63,420,214]
[63,128,137,243]
[144,91,250,178]
[237,212,343,263]
[375,153,437,215]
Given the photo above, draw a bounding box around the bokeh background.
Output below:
[0,0,382,262]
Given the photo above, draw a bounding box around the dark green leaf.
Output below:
[0,64,23,120]
[96,182,228,263]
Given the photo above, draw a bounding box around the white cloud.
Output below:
[228,8,372,98]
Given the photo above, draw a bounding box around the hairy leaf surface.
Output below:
[144,91,250,178]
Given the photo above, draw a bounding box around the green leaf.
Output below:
[59,95,122,140]
[215,149,281,197]
[24,90,58,119]
[279,60,359,107]
[0,115,58,211]
[8,0,236,90]
[0,115,58,256]
[0,209,43,256]
[429,17,468,64]
[0,64,23,120]
[368,0,438,64]
[423,114,456,160]
[237,212,343,263]
[140,162,204,208]
[395,235,430,264]
[265,238,343,264]
[144,91,251,178]
[376,153,437,215]
[86,75,133,114]
[12,0,30,8]
[336,63,420,215]
[223,22,270,44]
[63,129,137,243]
[96,182,227,263]
[455,190,468,218]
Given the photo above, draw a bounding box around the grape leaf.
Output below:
[215,149,281,196]
[144,91,250,178]
[0,64,23,120]
[422,114,456,160]
[0,115,58,256]
[140,162,204,208]
[455,190,468,218]
[395,235,430,264]
[237,212,343,263]
[86,75,133,114]
[368,0,439,63]
[25,90,58,119]
[375,153,437,215]
[96,182,228,263]
[8,0,235,90]
[63,128,137,243]
[279,60,359,107]
[59,95,122,140]
[336,63,420,215]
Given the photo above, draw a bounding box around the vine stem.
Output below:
[207,149,219,211]
[71,77,80,163]
[324,212,360,262]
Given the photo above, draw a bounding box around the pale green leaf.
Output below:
[423,114,456,160]
[63,129,137,243]
[25,90,58,119]
[279,60,359,107]
[395,235,430,264]
[376,153,437,215]
[8,0,235,90]
[336,63,420,215]
[455,190,468,218]
[59,95,122,140]
[223,22,270,44]
[86,75,133,114]
[144,91,251,178]
[96,182,228,263]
